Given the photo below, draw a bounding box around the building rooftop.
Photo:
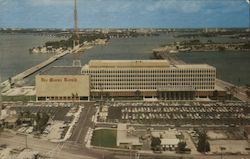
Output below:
[82,60,215,70]
[161,138,180,146]
[40,66,81,75]
[176,64,215,69]
[116,124,142,146]
[88,60,171,68]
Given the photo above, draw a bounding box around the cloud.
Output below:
[145,0,204,13]
[0,0,8,6]
[144,0,246,14]
[29,0,72,6]
[0,0,248,28]
[24,0,247,14]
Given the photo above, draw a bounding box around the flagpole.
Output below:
[249,1,250,31]
[247,0,250,31]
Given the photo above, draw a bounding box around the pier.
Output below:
[1,50,69,92]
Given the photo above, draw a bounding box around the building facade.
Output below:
[36,67,90,101]
[81,60,216,99]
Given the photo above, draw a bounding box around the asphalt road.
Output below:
[1,103,250,159]
[0,131,94,159]
[0,103,108,159]
[68,104,94,143]
[65,103,113,159]
[216,79,249,102]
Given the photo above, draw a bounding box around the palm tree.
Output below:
[135,90,141,100]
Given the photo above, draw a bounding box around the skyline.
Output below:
[0,0,250,28]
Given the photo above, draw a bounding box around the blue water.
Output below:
[0,33,64,81]
[0,32,249,86]
[176,51,250,86]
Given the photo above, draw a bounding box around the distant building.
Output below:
[81,60,216,99]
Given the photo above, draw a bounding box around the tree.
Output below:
[218,46,226,51]
[34,112,49,133]
[213,90,219,100]
[177,142,187,152]
[135,90,141,100]
[197,131,210,153]
[151,137,161,151]
[246,90,250,98]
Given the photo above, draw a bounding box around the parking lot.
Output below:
[5,102,78,121]
[106,101,250,125]
[209,140,250,154]
[1,102,84,141]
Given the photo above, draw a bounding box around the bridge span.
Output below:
[1,51,69,92]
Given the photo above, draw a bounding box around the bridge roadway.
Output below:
[0,44,87,93]
[0,50,69,92]
[0,44,86,93]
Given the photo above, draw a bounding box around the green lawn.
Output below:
[91,129,117,148]
[2,95,36,102]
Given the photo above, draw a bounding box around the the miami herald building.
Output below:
[36,60,216,101]
[81,60,216,100]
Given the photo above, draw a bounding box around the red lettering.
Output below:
[41,78,48,82]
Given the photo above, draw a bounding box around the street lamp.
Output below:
[220,146,226,159]
[247,0,250,31]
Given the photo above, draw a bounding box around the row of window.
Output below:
[92,78,215,82]
[82,69,215,74]
[91,86,214,90]
[90,74,215,78]
[37,96,88,101]
[92,82,214,86]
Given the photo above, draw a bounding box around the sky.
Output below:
[0,0,249,28]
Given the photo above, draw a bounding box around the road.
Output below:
[1,103,250,159]
[64,103,114,159]
[0,131,93,159]
[216,79,249,102]
[0,103,111,159]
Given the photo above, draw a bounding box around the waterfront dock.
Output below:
[1,50,69,92]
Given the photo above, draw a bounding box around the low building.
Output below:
[4,115,18,128]
[244,125,250,139]
[161,138,180,149]
[116,124,143,149]
[36,66,90,101]
[151,130,180,150]
[0,108,18,128]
